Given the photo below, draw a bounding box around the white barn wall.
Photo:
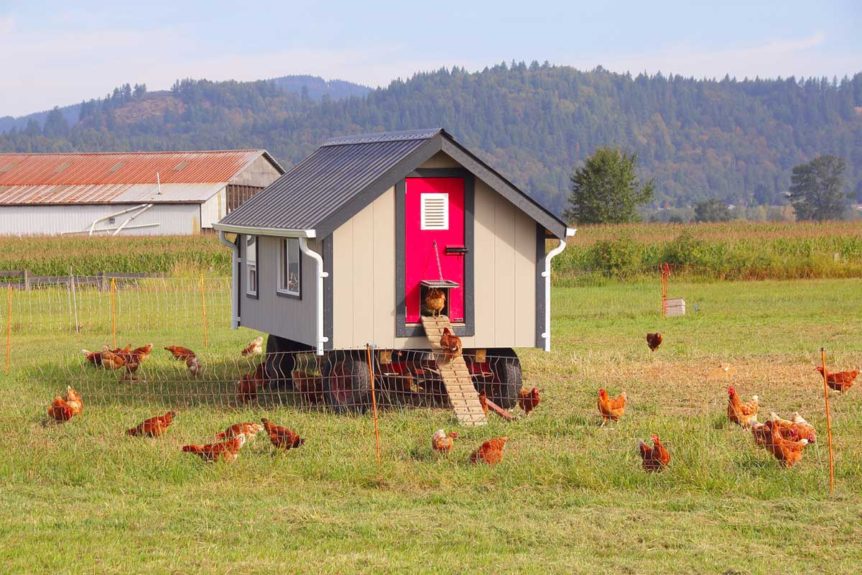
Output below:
[200,187,226,228]
[0,204,202,236]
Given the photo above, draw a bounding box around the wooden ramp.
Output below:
[421,315,487,426]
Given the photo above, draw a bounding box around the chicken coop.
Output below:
[214,129,574,424]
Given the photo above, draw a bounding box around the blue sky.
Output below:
[1,0,860,116]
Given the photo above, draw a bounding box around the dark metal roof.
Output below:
[217,129,568,239]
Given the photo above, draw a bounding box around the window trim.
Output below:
[276,237,302,299]
[245,235,258,298]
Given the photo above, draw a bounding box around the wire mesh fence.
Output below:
[4,272,858,495]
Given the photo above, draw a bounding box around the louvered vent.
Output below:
[420,193,449,230]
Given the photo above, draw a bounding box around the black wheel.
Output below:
[482,349,522,409]
[264,335,312,390]
[322,353,371,414]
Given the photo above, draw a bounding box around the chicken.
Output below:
[237,364,265,404]
[646,332,663,352]
[470,436,508,465]
[727,386,759,427]
[131,343,154,362]
[164,345,196,361]
[768,412,816,444]
[431,429,459,453]
[816,366,857,393]
[751,422,771,448]
[763,420,808,468]
[182,434,247,463]
[518,387,541,415]
[100,350,126,371]
[82,347,106,366]
[215,422,264,441]
[423,288,446,317]
[439,328,462,362]
[241,336,264,357]
[261,418,304,450]
[47,397,74,422]
[638,434,671,472]
[64,386,83,416]
[597,388,627,425]
[186,355,202,378]
[791,413,817,443]
[126,411,176,437]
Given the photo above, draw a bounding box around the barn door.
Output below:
[404,177,465,323]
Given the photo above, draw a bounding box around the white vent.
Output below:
[420,193,449,230]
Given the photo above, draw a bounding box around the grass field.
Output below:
[2,278,862,574]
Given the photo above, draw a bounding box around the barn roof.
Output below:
[216,129,569,239]
[0,150,283,205]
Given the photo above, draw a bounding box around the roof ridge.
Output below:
[322,128,444,147]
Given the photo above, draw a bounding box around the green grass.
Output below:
[2,278,862,573]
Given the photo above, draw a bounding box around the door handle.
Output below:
[445,246,468,255]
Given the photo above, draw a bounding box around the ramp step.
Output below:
[420,314,487,426]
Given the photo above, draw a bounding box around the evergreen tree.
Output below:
[564,148,654,223]
[787,155,848,221]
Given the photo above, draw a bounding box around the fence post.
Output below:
[70,272,79,334]
[820,348,836,496]
[366,344,381,466]
[199,273,209,348]
[23,269,30,291]
[4,286,11,374]
[110,278,117,349]
[99,271,108,292]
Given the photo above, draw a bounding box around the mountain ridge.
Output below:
[1,63,859,217]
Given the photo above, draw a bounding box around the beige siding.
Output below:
[419,152,460,169]
[331,179,538,350]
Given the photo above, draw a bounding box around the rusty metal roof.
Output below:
[0,150,282,205]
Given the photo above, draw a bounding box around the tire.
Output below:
[264,335,312,390]
[483,349,522,409]
[322,353,371,414]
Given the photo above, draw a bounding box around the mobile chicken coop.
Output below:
[214,129,574,424]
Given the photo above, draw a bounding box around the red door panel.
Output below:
[405,177,465,323]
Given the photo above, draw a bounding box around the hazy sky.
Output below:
[1,0,860,117]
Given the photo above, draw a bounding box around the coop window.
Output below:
[420,193,449,230]
[245,235,258,297]
[277,238,301,298]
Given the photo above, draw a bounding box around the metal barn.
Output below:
[0,150,283,235]
[214,129,574,424]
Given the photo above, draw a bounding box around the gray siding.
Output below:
[239,234,318,346]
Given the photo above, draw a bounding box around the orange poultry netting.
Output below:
[38,347,528,415]
[4,273,854,488]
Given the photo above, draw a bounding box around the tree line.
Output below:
[0,63,860,217]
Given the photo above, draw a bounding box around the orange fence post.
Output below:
[199,274,209,348]
[5,286,11,374]
[110,278,117,349]
[366,344,381,465]
[820,348,836,496]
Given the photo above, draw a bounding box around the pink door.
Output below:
[405,177,465,323]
